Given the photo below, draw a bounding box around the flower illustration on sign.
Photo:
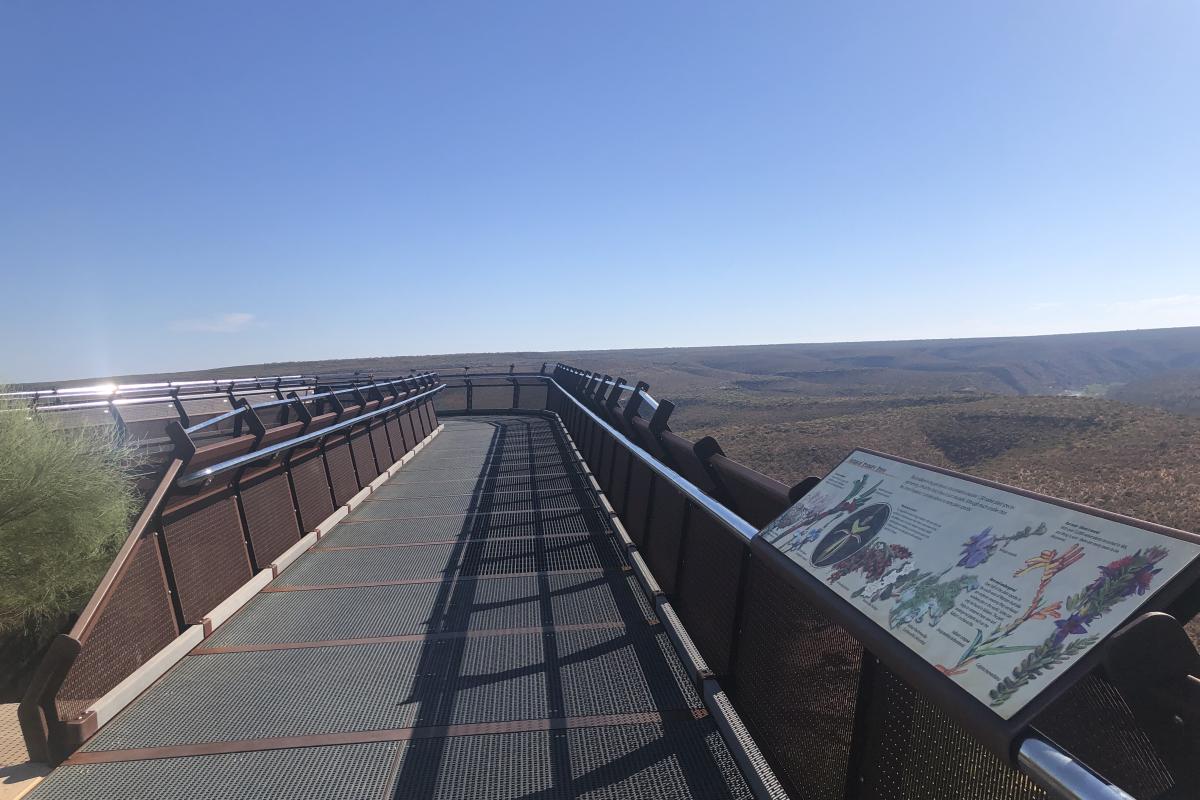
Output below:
[888,569,979,629]
[956,522,1047,570]
[767,474,884,547]
[828,540,913,585]
[935,541,1082,678]
[988,546,1170,707]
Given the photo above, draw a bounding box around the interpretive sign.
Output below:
[760,449,1200,719]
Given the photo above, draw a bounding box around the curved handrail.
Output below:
[546,376,757,540]
[554,365,660,411]
[19,377,446,763]
[4,371,432,413]
[180,372,438,435]
[176,383,446,487]
[547,372,1131,800]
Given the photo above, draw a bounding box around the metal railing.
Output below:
[177,383,445,486]
[2,371,410,407]
[19,376,445,764]
[19,358,1195,798]
[180,374,439,436]
[427,365,1188,800]
[543,370,1134,800]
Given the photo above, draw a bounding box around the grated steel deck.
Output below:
[30,415,753,799]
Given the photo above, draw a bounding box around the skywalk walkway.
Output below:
[29,415,752,799]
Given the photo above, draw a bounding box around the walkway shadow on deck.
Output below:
[389,418,714,798]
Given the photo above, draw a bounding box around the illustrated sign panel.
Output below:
[759,450,1200,719]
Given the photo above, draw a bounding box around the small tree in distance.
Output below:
[0,392,141,635]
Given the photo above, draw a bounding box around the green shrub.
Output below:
[0,395,141,634]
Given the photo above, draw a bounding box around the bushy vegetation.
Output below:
[0,395,140,634]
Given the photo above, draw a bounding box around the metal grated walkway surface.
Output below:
[30,415,753,799]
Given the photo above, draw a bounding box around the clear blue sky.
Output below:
[2,2,1197,382]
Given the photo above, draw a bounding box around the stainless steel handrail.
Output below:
[1,375,311,400]
[2,372,416,409]
[176,383,446,487]
[1017,738,1135,800]
[180,373,438,435]
[8,387,290,414]
[546,376,757,540]
[554,365,660,411]
[545,374,1131,800]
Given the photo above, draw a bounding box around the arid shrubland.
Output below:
[0,393,140,633]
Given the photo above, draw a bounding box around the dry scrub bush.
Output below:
[0,393,140,633]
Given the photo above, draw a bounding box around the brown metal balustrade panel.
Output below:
[1032,674,1178,799]
[622,459,654,547]
[33,415,752,800]
[55,536,179,722]
[856,667,1045,800]
[642,481,687,595]
[238,469,302,568]
[349,428,381,484]
[323,436,360,506]
[370,417,396,465]
[161,493,253,625]
[289,449,335,532]
[400,407,419,452]
[384,414,405,461]
[674,511,746,676]
[730,555,862,800]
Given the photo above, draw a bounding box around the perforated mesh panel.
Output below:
[56,536,178,721]
[674,511,745,676]
[609,448,632,515]
[731,556,862,800]
[408,402,427,441]
[238,470,301,567]
[370,418,395,466]
[514,382,549,410]
[349,428,380,483]
[161,494,252,624]
[643,484,686,595]
[289,450,335,531]
[622,461,653,547]
[1032,674,1179,798]
[385,414,405,459]
[472,385,515,410]
[436,386,469,412]
[595,432,615,496]
[393,408,413,453]
[415,402,432,439]
[858,666,1045,800]
[324,438,360,505]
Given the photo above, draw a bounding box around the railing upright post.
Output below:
[170,387,190,428]
[624,381,649,424]
[107,401,127,443]
[287,392,313,429]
